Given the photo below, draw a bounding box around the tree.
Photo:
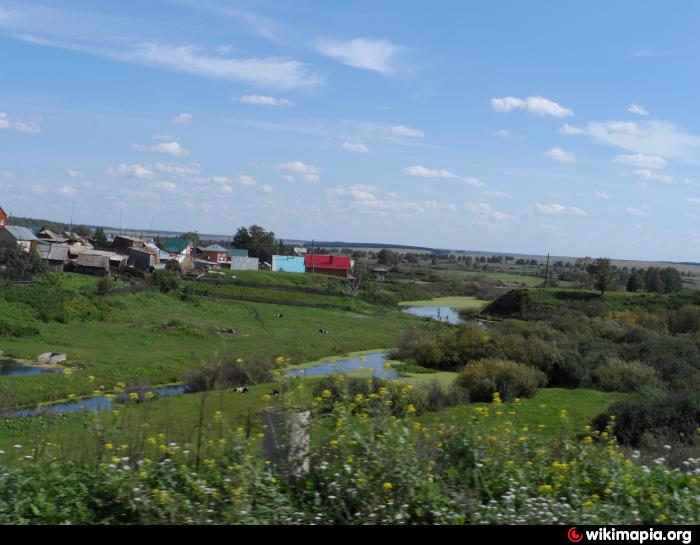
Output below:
[377,249,399,266]
[0,247,46,281]
[645,268,663,293]
[586,257,616,295]
[233,225,277,263]
[626,272,645,292]
[94,226,109,248]
[659,267,682,293]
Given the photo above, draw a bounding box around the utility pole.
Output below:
[544,252,550,288]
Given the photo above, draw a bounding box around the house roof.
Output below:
[304,254,352,270]
[204,244,228,253]
[2,225,39,242]
[38,244,70,261]
[228,248,248,257]
[162,238,191,253]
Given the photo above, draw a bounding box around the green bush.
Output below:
[454,358,547,402]
[595,391,700,447]
[593,359,662,393]
[152,270,181,294]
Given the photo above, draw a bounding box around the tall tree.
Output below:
[626,272,645,292]
[233,225,277,262]
[586,257,616,295]
[94,226,109,248]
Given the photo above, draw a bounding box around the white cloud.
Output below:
[465,202,509,221]
[153,163,200,176]
[56,186,78,196]
[171,113,192,124]
[123,43,325,90]
[404,165,458,179]
[614,153,666,169]
[628,104,649,116]
[565,120,700,160]
[545,147,575,163]
[560,123,585,135]
[626,205,650,218]
[534,202,586,216]
[594,191,612,199]
[634,168,673,184]
[14,119,41,134]
[234,94,294,106]
[403,165,484,186]
[685,197,700,205]
[154,181,177,191]
[389,125,425,139]
[237,175,256,187]
[491,96,574,117]
[342,142,371,154]
[493,129,511,138]
[134,141,191,157]
[483,190,511,198]
[67,169,85,178]
[274,161,320,181]
[0,113,9,129]
[260,185,274,194]
[220,184,233,193]
[107,163,155,179]
[316,38,403,76]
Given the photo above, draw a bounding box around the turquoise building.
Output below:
[272,255,305,273]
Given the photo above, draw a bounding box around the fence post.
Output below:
[261,407,310,480]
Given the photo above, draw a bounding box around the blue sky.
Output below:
[2,1,700,260]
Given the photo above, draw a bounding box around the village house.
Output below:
[0,226,40,252]
[304,254,353,279]
[0,206,7,229]
[128,246,159,272]
[112,234,146,253]
[162,237,193,263]
[228,248,249,259]
[202,244,230,265]
[36,229,66,243]
[37,244,71,272]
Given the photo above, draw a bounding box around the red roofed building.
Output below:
[304,254,353,279]
[0,206,7,229]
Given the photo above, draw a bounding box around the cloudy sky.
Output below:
[2,1,700,261]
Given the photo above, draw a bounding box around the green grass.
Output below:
[485,287,699,319]
[0,384,625,462]
[0,274,422,407]
[417,388,630,437]
[436,268,544,286]
[398,296,488,309]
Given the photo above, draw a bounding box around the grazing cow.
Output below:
[318,329,329,334]
[274,313,284,318]
[234,386,249,393]
[271,389,281,397]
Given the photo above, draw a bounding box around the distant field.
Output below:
[436,268,544,286]
[398,296,488,309]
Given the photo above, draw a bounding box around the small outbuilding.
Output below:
[272,255,305,273]
[0,226,40,252]
[230,256,260,271]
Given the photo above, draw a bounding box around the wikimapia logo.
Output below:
[567,527,693,544]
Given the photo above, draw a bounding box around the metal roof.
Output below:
[162,237,191,253]
[304,254,352,269]
[204,244,229,252]
[2,225,39,241]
